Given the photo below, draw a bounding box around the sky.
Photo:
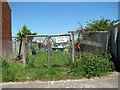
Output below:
[8,2,118,36]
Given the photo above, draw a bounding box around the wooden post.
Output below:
[17,42,19,55]
[72,33,75,62]
[23,36,27,65]
[47,36,51,67]
[25,37,29,64]
[69,35,72,64]
[49,37,52,67]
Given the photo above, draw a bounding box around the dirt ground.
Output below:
[0,72,119,88]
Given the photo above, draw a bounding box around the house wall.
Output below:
[2,2,12,56]
[2,2,12,41]
[0,2,2,59]
[0,2,12,57]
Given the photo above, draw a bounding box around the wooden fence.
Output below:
[22,34,72,66]
[68,31,111,62]
[11,27,120,68]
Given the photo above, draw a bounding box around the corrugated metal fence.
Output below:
[110,27,120,68]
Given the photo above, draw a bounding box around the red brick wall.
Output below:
[2,2,12,41]
[0,2,2,58]
[0,2,12,56]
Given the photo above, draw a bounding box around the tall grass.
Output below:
[2,51,115,82]
[29,50,70,67]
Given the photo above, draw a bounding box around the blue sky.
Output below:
[8,2,118,36]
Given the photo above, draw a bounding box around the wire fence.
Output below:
[0,27,119,67]
[0,32,112,62]
[26,35,71,67]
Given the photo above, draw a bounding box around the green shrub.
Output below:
[69,53,115,78]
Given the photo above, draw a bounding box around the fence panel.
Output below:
[68,31,111,62]
[117,30,120,67]
[110,27,118,60]
[83,32,109,53]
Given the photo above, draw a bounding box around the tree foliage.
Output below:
[85,17,119,31]
[76,17,119,39]
[15,25,37,42]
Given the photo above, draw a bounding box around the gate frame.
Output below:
[23,34,72,66]
[68,30,111,62]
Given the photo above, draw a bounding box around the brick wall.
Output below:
[2,2,12,41]
[0,2,12,57]
[0,2,2,58]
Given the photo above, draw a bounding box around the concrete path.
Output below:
[0,72,119,88]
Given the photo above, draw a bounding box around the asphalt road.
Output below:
[0,72,119,88]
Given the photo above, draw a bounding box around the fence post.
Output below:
[47,36,51,67]
[25,37,29,64]
[23,36,27,65]
[72,33,75,62]
[69,35,72,63]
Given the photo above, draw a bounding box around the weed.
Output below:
[69,52,115,78]
[2,51,115,82]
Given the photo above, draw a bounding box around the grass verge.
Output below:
[2,51,115,82]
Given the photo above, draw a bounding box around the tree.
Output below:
[76,17,119,39]
[85,17,119,31]
[15,25,37,53]
[15,25,37,42]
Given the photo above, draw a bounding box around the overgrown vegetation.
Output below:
[2,51,115,82]
[76,17,119,38]
[69,52,114,78]
[77,17,119,32]
[85,17,119,31]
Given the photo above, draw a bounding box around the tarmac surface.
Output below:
[0,72,119,88]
